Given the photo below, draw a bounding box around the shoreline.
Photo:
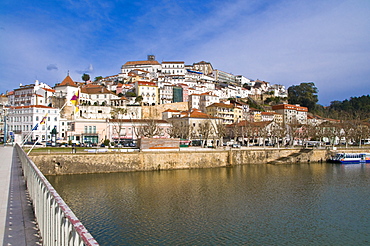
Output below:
[28,147,370,175]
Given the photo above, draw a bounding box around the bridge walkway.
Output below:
[0,146,42,245]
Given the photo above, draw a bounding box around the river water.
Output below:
[47,163,370,245]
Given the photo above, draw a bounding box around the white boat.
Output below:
[328,153,370,164]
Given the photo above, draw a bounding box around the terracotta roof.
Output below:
[163,109,180,113]
[190,111,220,119]
[162,61,185,64]
[80,84,113,94]
[272,104,308,112]
[11,105,55,109]
[123,60,160,66]
[261,112,275,115]
[42,88,55,92]
[137,81,157,86]
[57,75,78,87]
[249,107,261,112]
[207,103,236,109]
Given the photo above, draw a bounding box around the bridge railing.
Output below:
[14,144,99,246]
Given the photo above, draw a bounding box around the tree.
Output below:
[94,76,103,82]
[134,119,163,138]
[110,107,128,142]
[288,82,318,111]
[82,73,90,83]
[135,95,143,105]
[126,91,136,97]
[215,121,226,147]
[198,121,213,147]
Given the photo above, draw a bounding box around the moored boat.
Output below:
[328,153,370,164]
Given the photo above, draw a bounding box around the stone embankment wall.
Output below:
[28,148,349,175]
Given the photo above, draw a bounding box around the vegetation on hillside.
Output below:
[286,82,370,121]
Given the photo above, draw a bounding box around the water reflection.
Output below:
[48,163,370,245]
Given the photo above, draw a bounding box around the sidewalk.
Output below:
[0,146,42,245]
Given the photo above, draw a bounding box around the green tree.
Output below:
[82,73,90,82]
[94,76,103,82]
[135,95,143,105]
[126,91,137,97]
[288,82,318,111]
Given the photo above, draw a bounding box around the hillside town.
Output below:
[0,56,367,148]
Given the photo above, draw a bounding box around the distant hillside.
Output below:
[314,95,370,120]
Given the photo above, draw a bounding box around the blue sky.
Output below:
[1,0,369,105]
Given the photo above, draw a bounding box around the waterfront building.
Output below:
[206,102,243,124]
[227,120,277,146]
[272,103,308,125]
[166,109,222,146]
[107,119,170,144]
[7,105,60,143]
[67,119,107,145]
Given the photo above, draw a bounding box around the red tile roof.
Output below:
[11,105,55,109]
[57,75,78,87]
[272,104,308,112]
[137,81,157,86]
[42,88,55,92]
[124,60,160,66]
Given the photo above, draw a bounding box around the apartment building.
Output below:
[9,80,55,107]
[7,105,60,143]
[214,69,236,84]
[206,102,243,124]
[135,81,159,105]
[271,103,308,124]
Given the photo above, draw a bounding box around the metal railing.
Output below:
[14,144,99,246]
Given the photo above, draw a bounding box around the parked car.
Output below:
[232,144,241,148]
[24,141,42,146]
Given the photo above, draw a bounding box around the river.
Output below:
[47,163,370,245]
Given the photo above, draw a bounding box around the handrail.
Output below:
[14,144,99,246]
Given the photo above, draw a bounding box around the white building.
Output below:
[120,56,162,78]
[9,80,55,107]
[7,105,60,143]
[272,103,308,124]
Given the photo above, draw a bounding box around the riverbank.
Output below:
[27,147,370,175]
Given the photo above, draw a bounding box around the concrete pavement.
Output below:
[0,146,42,245]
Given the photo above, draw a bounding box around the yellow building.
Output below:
[206,103,243,124]
[135,81,159,106]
